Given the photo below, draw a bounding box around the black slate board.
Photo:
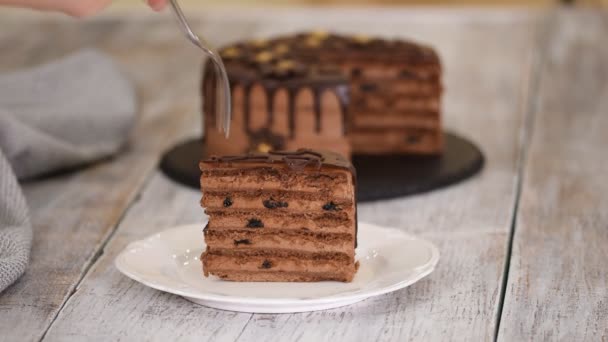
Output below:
[159,132,484,202]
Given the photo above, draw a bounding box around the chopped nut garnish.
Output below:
[274,44,290,54]
[352,34,372,44]
[305,38,321,47]
[310,30,329,39]
[276,60,296,71]
[255,51,274,63]
[220,47,240,58]
[250,39,268,47]
[256,142,273,153]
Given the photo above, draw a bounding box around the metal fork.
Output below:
[169,0,231,137]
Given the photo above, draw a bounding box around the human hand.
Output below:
[0,0,168,17]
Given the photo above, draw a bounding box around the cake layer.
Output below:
[333,61,440,79]
[205,209,354,234]
[350,129,442,154]
[202,189,353,212]
[207,270,356,282]
[205,247,353,260]
[348,67,440,81]
[352,112,439,130]
[201,166,354,199]
[351,79,441,97]
[204,229,354,255]
[202,249,356,276]
[389,81,441,96]
[394,97,440,110]
[358,97,440,112]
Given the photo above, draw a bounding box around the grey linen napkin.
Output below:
[0,49,137,292]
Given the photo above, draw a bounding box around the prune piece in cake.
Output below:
[322,201,342,211]
[246,218,264,228]
[223,197,233,207]
[263,197,289,209]
[234,239,251,246]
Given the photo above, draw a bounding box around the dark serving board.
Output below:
[159,132,484,202]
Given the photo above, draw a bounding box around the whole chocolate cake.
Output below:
[202,31,443,159]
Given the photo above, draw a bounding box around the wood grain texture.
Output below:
[43,174,253,342]
[115,0,557,7]
[0,17,249,342]
[498,10,608,341]
[38,9,538,341]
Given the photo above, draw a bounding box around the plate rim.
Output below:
[115,222,440,306]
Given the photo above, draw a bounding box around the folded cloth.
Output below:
[0,151,31,293]
[0,49,137,292]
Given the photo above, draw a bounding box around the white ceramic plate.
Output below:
[115,221,439,313]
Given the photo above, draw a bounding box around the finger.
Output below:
[61,0,112,17]
[146,0,167,11]
[1,0,112,17]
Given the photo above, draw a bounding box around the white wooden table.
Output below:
[0,8,606,341]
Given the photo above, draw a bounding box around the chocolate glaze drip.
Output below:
[243,83,252,134]
[205,73,350,141]
[209,155,269,163]
[266,87,276,127]
[271,149,321,171]
[230,78,349,140]
[202,65,216,127]
[269,149,324,158]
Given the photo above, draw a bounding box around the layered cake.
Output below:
[199,149,358,282]
[202,32,443,158]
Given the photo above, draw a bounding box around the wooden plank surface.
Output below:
[37,9,539,341]
[498,10,608,341]
[113,0,558,7]
[0,17,247,342]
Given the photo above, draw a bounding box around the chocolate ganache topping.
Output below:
[203,148,356,177]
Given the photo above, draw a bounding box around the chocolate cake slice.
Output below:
[200,149,358,282]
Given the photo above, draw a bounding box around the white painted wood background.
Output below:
[498,10,608,341]
[0,8,606,342]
